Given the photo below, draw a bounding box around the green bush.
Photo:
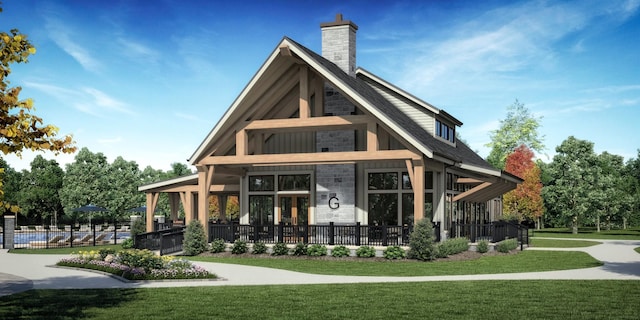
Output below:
[356,245,376,258]
[182,220,208,256]
[292,242,308,256]
[121,238,134,249]
[210,238,226,253]
[307,244,327,257]
[436,237,469,258]
[383,246,406,260]
[477,240,489,253]
[98,248,116,260]
[331,245,350,258]
[252,242,267,254]
[271,242,289,256]
[131,218,146,237]
[231,240,248,254]
[407,218,437,261]
[116,249,164,272]
[497,238,518,253]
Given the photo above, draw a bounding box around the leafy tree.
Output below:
[623,151,640,228]
[485,100,544,169]
[407,217,437,261]
[182,220,207,256]
[592,152,630,231]
[0,6,76,214]
[59,148,109,223]
[103,156,141,222]
[17,155,63,225]
[168,162,193,177]
[502,145,543,228]
[542,136,599,234]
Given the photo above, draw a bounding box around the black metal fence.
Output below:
[134,227,185,255]
[1,223,131,249]
[449,221,529,247]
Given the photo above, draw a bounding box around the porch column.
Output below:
[181,191,194,226]
[413,159,425,223]
[218,194,228,223]
[145,192,159,232]
[168,193,180,222]
[197,165,215,238]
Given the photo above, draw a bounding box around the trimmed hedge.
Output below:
[497,238,518,253]
[436,237,469,258]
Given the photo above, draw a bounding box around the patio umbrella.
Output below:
[72,204,108,225]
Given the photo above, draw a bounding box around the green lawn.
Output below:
[635,247,640,254]
[190,251,601,276]
[8,244,122,255]
[530,227,640,240]
[1,281,638,320]
[530,238,601,248]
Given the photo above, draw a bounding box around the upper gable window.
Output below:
[435,119,455,143]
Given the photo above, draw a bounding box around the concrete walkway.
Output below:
[1,238,639,297]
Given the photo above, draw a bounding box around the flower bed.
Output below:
[57,249,216,281]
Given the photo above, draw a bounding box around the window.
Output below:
[278,174,310,191]
[249,175,274,191]
[434,119,455,143]
[249,195,273,225]
[367,170,434,226]
[368,172,398,190]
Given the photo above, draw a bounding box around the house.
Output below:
[138,14,522,243]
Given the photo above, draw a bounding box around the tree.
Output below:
[0,6,76,214]
[542,136,599,234]
[59,148,109,223]
[502,145,543,228]
[485,100,544,169]
[623,151,640,228]
[592,152,630,231]
[103,156,141,222]
[17,155,63,225]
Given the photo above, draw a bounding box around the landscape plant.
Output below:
[57,249,215,280]
[383,246,405,260]
[182,220,207,256]
[407,217,437,261]
[231,240,248,254]
[436,237,469,258]
[477,240,489,253]
[252,242,267,254]
[292,242,308,256]
[497,238,518,253]
[210,239,226,253]
[331,245,350,258]
[271,242,289,256]
[307,244,327,257]
[355,245,376,258]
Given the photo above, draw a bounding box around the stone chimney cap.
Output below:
[320,13,358,30]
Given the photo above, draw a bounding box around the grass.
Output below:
[1,281,638,319]
[8,244,122,255]
[635,247,640,254]
[190,250,602,276]
[530,227,640,240]
[530,238,601,248]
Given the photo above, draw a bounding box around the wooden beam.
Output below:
[452,182,492,202]
[162,184,240,193]
[236,128,248,156]
[314,74,324,117]
[413,160,425,222]
[405,159,415,188]
[299,66,310,118]
[242,114,372,132]
[456,177,485,184]
[200,149,422,166]
[279,45,291,56]
[367,122,378,151]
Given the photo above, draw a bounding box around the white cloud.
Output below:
[116,37,160,63]
[82,87,135,115]
[44,17,102,73]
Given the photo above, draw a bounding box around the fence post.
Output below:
[253,221,259,243]
[278,221,283,243]
[382,223,388,246]
[355,222,361,246]
[328,222,334,245]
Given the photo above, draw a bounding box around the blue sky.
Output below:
[1,0,639,172]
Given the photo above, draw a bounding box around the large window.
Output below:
[249,195,273,225]
[367,170,434,226]
[247,173,311,225]
[278,174,310,191]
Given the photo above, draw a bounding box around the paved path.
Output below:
[1,238,639,297]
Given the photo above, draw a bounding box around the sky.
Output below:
[1,0,639,172]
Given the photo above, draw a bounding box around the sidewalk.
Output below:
[1,238,639,296]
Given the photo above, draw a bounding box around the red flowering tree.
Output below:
[503,145,544,228]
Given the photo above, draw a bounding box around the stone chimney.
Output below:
[321,13,358,77]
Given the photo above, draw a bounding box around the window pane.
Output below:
[401,194,414,225]
[278,174,310,191]
[249,175,274,191]
[401,172,412,189]
[249,195,273,225]
[435,120,441,136]
[368,193,398,225]
[368,172,398,190]
[425,171,433,189]
[425,193,433,220]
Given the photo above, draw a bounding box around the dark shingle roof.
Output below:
[285,37,496,172]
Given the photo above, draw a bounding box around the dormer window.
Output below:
[435,119,455,143]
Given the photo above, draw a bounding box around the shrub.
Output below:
[121,238,134,249]
[307,244,327,257]
[98,248,116,260]
[292,242,308,256]
[477,240,489,253]
[131,217,146,237]
[210,238,226,253]
[407,217,437,261]
[356,245,376,258]
[383,246,406,260]
[252,242,267,254]
[436,237,469,258]
[271,242,289,256]
[116,249,164,272]
[497,238,518,253]
[231,240,248,254]
[331,245,350,258]
[182,220,207,256]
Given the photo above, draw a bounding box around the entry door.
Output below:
[280,195,309,242]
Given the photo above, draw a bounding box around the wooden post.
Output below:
[299,66,310,118]
[413,159,425,223]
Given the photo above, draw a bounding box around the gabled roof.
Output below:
[188,36,502,178]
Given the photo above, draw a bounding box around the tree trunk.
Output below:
[623,217,627,230]
[572,216,578,234]
[596,215,600,233]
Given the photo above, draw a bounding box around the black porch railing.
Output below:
[134,227,185,255]
[449,221,529,248]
